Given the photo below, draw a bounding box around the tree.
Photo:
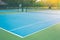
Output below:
[42,0,58,9]
[34,1,45,7]
[2,0,19,7]
[2,0,36,12]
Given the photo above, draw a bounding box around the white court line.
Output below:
[0,19,60,38]
[23,22,60,38]
[11,18,60,31]
[10,18,60,38]
[0,22,60,38]
[10,21,50,31]
[0,15,60,38]
[11,12,60,31]
[0,27,24,38]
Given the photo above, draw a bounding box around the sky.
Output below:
[36,0,41,2]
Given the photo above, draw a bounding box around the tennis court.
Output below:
[0,10,60,38]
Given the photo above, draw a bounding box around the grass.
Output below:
[0,23,60,40]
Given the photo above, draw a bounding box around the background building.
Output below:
[0,0,7,9]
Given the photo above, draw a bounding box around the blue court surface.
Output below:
[0,11,60,38]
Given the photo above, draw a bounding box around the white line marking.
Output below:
[0,13,60,38]
[22,22,60,38]
[0,27,24,38]
[11,18,59,31]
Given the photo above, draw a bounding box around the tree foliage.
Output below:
[2,0,36,7]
